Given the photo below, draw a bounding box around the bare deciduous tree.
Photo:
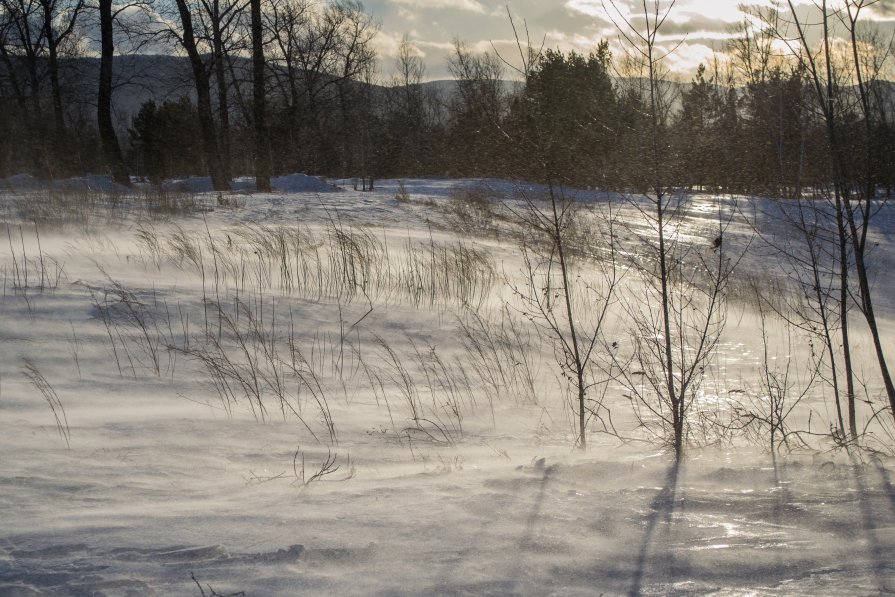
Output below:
[265,0,377,174]
[768,0,895,433]
[172,0,231,190]
[97,0,130,185]
[250,0,269,190]
[605,0,740,458]
[444,39,505,176]
[511,186,620,450]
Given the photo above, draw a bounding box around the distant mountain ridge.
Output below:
[54,54,895,134]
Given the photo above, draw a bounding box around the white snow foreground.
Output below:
[0,178,893,595]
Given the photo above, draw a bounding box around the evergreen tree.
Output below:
[673,64,716,190]
[509,44,616,187]
[129,98,203,181]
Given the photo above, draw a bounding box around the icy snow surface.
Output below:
[0,178,894,595]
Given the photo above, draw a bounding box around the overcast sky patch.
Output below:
[366,0,895,81]
[388,0,490,14]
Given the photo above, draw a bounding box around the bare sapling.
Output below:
[604,0,746,458]
[614,197,740,457]
[772,0,895,428]
[509,185,620,449]
[748,197,857,443]
[490,10,621,449]
[732,281,818,456]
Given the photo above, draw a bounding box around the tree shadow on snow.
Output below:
[874,459,895,518]
[849,455,895,593]
[517,461,557,552]
[428,461,556,597]
[499,461,557,594]
[628,459,681,597]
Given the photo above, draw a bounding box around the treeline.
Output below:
[1,0,894,197]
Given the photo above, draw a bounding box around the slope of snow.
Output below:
[0,179,894,595]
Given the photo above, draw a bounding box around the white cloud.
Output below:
[661,42,722,75]
[567,0,769,29]
[372,30,407,58]
[389,0,487,14]
[543,30,607,53]
[565,0,608,19]
[379,0,895,80]
[673,1,753,25]
[416,39,458,53]
[396,7,418,21]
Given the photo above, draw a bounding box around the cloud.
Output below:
[670,1,751,26]
[377,0,895,80]
[396,7,418,21]
[661,42,723,76]
[372,30,408,59]
[862,0,895,19]
[564,0,605,19]
[541,30,609,53]
[375,30,440,59]
[566,0,769,34]
[388,0,488,14]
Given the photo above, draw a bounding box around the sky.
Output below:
[364,0,895,81]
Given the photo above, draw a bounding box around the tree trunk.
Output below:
[97,0,129,186]
[40,0,67,175]
[251,0,271,192]
[816,1,895,430]
[211,0,231,181]
[26,58,51,177]
[43,13,65,143]
[174,0,230,191]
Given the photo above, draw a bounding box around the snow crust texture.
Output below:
[0,178,894,595]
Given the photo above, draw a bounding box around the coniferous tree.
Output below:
[673,63,717,190]
[740,67,807,196]
[129,98,203,181]
[508,44,616,187]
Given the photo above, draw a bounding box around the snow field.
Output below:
[1,178,894,595]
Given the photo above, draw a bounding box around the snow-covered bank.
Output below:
[1,178,894,595]
[4,435,895,595]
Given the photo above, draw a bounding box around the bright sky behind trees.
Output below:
[364,0,895,80]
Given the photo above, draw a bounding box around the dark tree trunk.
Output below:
[251,0,271,191]
[40,0,67,175]
[42,11,65,142]
[97,0,129,185]
[174,0,230,191]
[211,0,231,181]
[26,56,51,176]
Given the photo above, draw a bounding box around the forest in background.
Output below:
[0,0,894,198]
